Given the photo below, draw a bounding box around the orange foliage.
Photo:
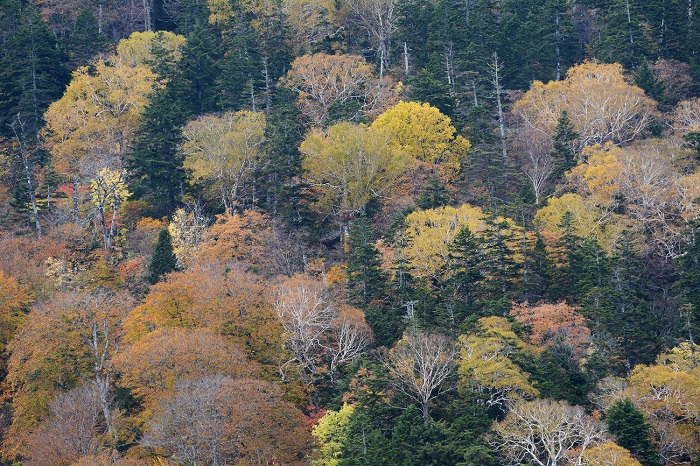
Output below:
[510,302,590,357]
[0,272,30,377]
[142,376,311,465]
[123,262,283,370]
[115,327,259,407]
[195,210,272,272]
[0,233,67,297]
[4,291,133,459]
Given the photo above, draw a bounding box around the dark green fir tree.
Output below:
[347,215,386,307]
[550,211,581,302]
[148,228,178,284]
[347,216,402,346]
[607,398,661,466]
[524,232,553,303]
[415,176,451,210]
[127,87,187,217]
[442,226,483,328]
[634,60,665,103]
[69,7,105,67]
[550,110,578,181]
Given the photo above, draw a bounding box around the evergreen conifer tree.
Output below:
[69,8,105,67]
[127,87,187,217]
[479,214,520,315]
[525,232,553,302]
[442,226,483,327]
[0,6,69,139]
[148,228,178,284]
[550,211,581,302]
[347,216,404,346]
[347,216,386,307]
[607,398,661,466]
[550,110,578,180]
[415,176,451,210]
[634,60,665,103]
[605,234,660,372]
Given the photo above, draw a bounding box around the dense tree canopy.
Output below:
[2,0,700,464]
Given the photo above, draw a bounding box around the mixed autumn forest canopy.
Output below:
[3,0,700,464]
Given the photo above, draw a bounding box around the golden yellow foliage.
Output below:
[579,442,642,466]
[513,62,658,151]
[312,403,355,466]
[300,122,413,218]
[371,101,470,171]
[42,59,160,171]
[567,143,623,206]
[401,204,486,282]
[625,364,700,463]
[116,31,186,70]
[534,193,635,253]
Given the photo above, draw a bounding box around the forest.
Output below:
[1,0,700,464]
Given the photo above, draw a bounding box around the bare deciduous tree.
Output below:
[387,330,456,419]
[274,275,372,386]
[346,0,397,77]
[274,274,338,384]
[492,398,608,466]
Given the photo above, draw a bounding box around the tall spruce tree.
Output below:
[347,216,403,346]
[550,110,578,181]
[550,211,582,302]
[69,7,105,67]
[524,232,553,303]
[442,226,483,327]
[478,213,520,315]
[606,234,660,372]
[177,24,222,115]
[0,5,69,139]
[607,398,661,466]
[347,216,386,307]
[127,87,187,217]
[148,228,178,284]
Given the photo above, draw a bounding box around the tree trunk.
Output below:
[11,118,42,236]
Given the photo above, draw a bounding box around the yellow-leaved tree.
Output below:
[371,101,470,172]
[116,30,186,71]
[457,317,538,407]
[533,193,635,253]
[300,122,413,238]
[41,58,159,220]
[513,62,658,152]
[399,204,486,283]
[624,361,700,464]
[90,168,130,251]
[182,110,266,214]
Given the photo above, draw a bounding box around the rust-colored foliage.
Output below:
[195,210,273,271]
[142,376,312,465]
[510,302,590,358]
[124,262,283,370]
[115,327,259,407]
